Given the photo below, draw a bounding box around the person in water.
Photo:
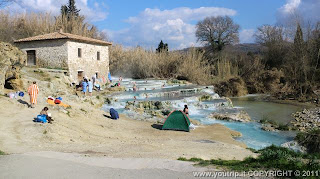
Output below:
[183,105,189,117]
[133,82,137,92]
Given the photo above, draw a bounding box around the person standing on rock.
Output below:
[28,81,39,108]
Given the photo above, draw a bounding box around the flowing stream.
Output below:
[103,78,302,150]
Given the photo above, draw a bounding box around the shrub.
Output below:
[277,123,290,131]
[109,45,212,85]
[179,145,320,178]
[296,129,320,154]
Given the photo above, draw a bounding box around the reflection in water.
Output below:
[231,96,304,124]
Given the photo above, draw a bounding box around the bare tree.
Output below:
[255,25,288,68]
[196,16,240,53]
[255,25,285,46]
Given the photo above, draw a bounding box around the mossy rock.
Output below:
[198,95,212,101]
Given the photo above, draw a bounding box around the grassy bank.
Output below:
[0,150,6,155]
[179,145,320,178]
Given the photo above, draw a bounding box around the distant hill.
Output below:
[178,43,266,54]
[224,43,266,54]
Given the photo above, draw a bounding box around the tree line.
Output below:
[0,0,107,43]
[193,15,320,101]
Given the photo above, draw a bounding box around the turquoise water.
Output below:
[104,78,299,150]
[199,118,295,149]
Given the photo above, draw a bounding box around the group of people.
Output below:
[80,74,110,95]
[27,81,53,124]
[81,77,94,96]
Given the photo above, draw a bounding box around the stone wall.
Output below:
[67,41,110,84]
[16,39,68,69]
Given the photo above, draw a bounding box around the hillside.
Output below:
[179,43,265,54]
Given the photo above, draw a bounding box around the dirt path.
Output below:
[0,151,254,179]
[0,152,200,179]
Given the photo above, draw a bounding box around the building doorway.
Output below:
[78,71,84,82]
[27,50,36,66]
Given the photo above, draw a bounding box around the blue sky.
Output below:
[100,0,284,31]
[4,0,320,49]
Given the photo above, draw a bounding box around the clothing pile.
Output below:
[7,91,24,99]
[47,96,70,108]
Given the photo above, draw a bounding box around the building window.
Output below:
[78,48,82,58]
[97,51,100,60]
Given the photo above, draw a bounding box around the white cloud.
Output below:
[278,0,320,24]
[239,29,255,43]
[280,0,301,13]
[5,0,107,22]
[107,7,237,50]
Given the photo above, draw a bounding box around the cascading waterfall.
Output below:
[103,77,297,149]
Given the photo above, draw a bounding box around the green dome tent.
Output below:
[162,110,190,132]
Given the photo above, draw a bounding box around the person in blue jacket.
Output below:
[110,108,119,120]
[82,79,88,96]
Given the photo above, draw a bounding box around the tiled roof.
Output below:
[14,32,112,46]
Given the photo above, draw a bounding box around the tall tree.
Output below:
[156,40,168,53]
[60,0,80,18]
[196,16,239,53]
[294,23,304,57]
[67,0,80,17]
[285,23,308,96]
[255,25,287,68]
[61,5,68,17]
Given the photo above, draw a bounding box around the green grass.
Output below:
[0,150,6,155]
[296,129,320,154]
[259,115,290,131]
[246,147,258,153]
[178,145,320,178]
[66,111,71,117]
[277,123,290,131]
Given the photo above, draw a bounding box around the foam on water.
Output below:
[104,77,296,150]
[194,116,294,149]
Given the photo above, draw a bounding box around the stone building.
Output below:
[14,31,112,83]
